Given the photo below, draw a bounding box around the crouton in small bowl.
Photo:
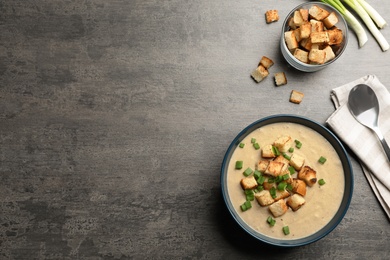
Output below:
[220,115,353,247]
[280,2,348,72]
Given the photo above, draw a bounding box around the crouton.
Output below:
[294,48,309,63]
[265,161,285,177]
[274,135,293,153]
[257,160,269,173]
[290,153,305,170]
[251,65,269,83]
[294,28,302,42]
[291,178,307,196]
[287,194,306,211]
[310,31,329,44]
[299,9,309,22]
[300,38,312,51]
[293,10,304,27]
[274,189,290,201]
[323,11,339,29]
[240,176,258,190]
[299,21,312,39]
[284,31,299,50]
[255,190,274,206]
[289,90,304,104]
[309,49,326,64]
[274,72,287,86]
[323,45,336,63]
[288,17,297,30]
[258,56,274,69]
[269,199,288,217]
[298,166,317,187]
[265,10,279,24]
[263,181,274,190]
[310,19,324,32]
[274,155,290,173]
[262,144,276,158]
[309,5,330,21]
[327,28,343,45]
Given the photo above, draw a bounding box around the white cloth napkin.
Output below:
[326,75,390,220]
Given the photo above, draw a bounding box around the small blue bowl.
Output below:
[220,115,353,247]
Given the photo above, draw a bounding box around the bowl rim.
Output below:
[280,1,349,70]
[220,114,354,247]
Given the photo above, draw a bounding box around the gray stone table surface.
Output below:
[1,0,390,259]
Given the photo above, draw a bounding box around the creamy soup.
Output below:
[227,122,345,240]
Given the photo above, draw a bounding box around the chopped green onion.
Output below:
[255,185,264,192]
[275,175,283,183]
[286,183,293,191]
[257,175,265,185]
[294,140,302,149]
[251,138,256,143]
[253,143,260,150]
[283,226,290,235]
[321,0,368,47]
[318,179,326,186]
[270,187,277,199]
[288,147,294,153]
[239,142,245,148]
[243,167,253,177]
[288,166,295,175]
[282,173,290,181]
[272,146,280,156]
[240,200,252,211]
[267,177,275,183]
[267,216,276,226]
[253,170,261,180]
[235,161,243,169]
[282,153,291,160]
[277,182,287,191]
[245,189,254,195]
[318,156,327,164]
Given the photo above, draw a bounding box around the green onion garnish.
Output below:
[282,173,290,181]
[277,182,287,191]
[253,143,260,150]
[257,175,265,185]
[318,179,326,186]
[243,167,253,176]
[272,146,280,156]
[239,143,245,148]
[318,156,327,164]
[294,140,302,149]
[282,153,291,160]
[288,166,295,175]
[251,138,256,144]
[288,147,294,153]
[255,185,264,192]
[267,216,276,226]
[267,177,275,183]
[240,200,252,211]
[286,183,293,191]
[283,226,290,235]
[253,170,261,180]
[235,161,243,169]
[270,187,277,199]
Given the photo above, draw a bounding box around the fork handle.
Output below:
[373,127,390,162]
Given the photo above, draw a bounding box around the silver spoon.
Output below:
[348,84,390,161]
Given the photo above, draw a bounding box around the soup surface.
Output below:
[227,122,345,240]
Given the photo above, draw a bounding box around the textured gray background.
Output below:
[1,0,390,259]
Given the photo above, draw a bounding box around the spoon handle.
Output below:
[373,127,390,162]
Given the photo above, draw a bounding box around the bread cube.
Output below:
[288,17,297,30]
[299,9,309,22]
[290,153,305,170]
[257,160,269,173]
[262,144,276,158]
[327,28,343,45]
[240,176,258,190]
[294,28,302,42]
[259,56,274,69]
[274,72,287,86]
[291,178,307,196]
[255,190,274,206]
[293,10,304,27]
[294,48,309,63]
[323,45,336,63]
[265,10,279,24]
[251,65,269,83]
[274,189,290,201]
[298,166,317,187]
[265,161,285,177]
[299,21,311,39]
[310,31,329,44]
[287,194,306,211]
[274,135,293,153]
[300,38,312,51]
[323,12,339,29]
[284,31,299,50]
[274,155,289,173]
[310,19,324,32]
[269,199,288,217]
[290,90,304,104]
[309,49,326,64]
[263,181,274,190]
[309,5,330,21]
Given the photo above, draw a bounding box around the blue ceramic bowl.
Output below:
[220,115,353,247]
